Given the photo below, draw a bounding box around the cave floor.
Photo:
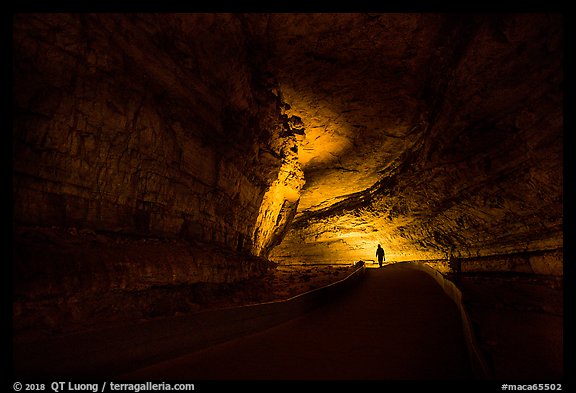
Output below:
[113,267,564,381]
[119,264,472,380]
[13,254,563,381]
[14,265,473,379]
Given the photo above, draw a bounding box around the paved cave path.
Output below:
[121,264,473,380]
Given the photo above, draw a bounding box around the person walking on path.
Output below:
[376,244,385,268]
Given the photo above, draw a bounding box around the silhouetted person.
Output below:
[448,247,462,284]
[376,244,385,267]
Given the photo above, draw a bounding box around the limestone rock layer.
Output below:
[267,13,563,270]
[13,14,303,268]
[13,13,563,320]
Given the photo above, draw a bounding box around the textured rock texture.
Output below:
[13,13,563,335]
[13,14,303,275]
[13,14,305,332]
[268,14,563,270]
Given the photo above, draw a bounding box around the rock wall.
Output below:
[270,14,563,274]
[13,14,303,290]
[13,14,298,253]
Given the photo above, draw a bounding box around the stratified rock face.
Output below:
[13,14,303,304]
[13,12,563,323]
[13,14,304,287]
[269,14,563,271]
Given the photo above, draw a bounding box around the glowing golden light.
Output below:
[279,85,385,215]
[251,158,305,257]
[269,88,438,266]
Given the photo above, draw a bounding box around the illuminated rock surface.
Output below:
[267,13,563,265]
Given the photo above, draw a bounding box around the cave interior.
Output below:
[12,13,563,379]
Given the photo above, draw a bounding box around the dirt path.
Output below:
[121,264,473,380]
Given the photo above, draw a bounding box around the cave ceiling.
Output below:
[267,13,440,213]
